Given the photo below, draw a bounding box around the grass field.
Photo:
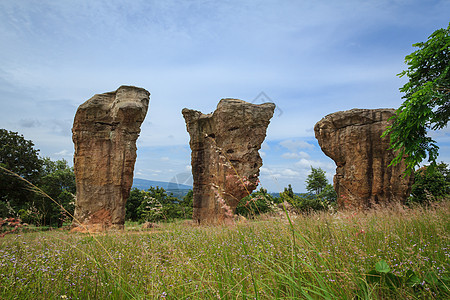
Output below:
[0,202,449,299]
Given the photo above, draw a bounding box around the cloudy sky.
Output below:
[0,0,449,192]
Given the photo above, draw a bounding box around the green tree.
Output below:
[281,184,294,199]
[137,191,164,223]
[126,188,145,221]
[318,183,337,203]
[383,23,450,171]
[36,158,76,226]
[179,189,193,219]
[306,167,328,195]
[436,162,450,183]
[236,188,275,217]
[127,187,194,222]
[0,129,43,216]
[409,162,449,205]
[136,187,181,222]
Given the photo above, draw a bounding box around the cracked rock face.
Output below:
[183,99,275,224]
[71,86,150,232]
[314,108,413,209]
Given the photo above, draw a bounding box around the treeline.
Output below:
[124,167,338,223]
[1,128,449,227]
[0,129,75,227]
[125,187,193,223]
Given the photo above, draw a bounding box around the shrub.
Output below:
[409,162,449,205]
[236,188,275,217]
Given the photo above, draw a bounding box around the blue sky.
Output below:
[0,0,449,192]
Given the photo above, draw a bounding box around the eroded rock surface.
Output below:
[71,86,150,232]
[183,99,275,224]
[314,108,413,209]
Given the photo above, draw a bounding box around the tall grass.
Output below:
[0,201,448,299]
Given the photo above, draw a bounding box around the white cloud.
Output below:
[281,169,300,177]
[281,151,310,160]
[260,167,271,175]
[295,158,335,171]
[54,149,72,157]
[279,139,314,151]
[1,0,448,193]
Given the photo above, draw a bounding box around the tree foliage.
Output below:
[126,187,193,222]
[306,167,328,195]
[126,188,144,221]
[0,129,43,213]
[236,188,276,217]
[179,189,193,219]
[137,192,164,223]
[35,158,76,226]
[318,184,337,203]
[409,162,449,205]
[0,129,76,226]
[383,23,450,171]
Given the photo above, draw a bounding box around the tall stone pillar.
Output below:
[314,108,413,209]
[183,99,275,224]
[71,85,150,232]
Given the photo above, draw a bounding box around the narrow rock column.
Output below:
[314,108,413,209]
[183,99,275,224]
[71,86,150,232]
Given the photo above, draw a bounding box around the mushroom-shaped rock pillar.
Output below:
[71,85,150,232]
[183,99,275,224]
[314,108,413,209]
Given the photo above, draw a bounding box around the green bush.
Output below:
[137,193,164,223]
[126,188,144,221]
[236,188,275,217]
[127,187,193,223]
[278,184,330,213]
[409,162,449,205]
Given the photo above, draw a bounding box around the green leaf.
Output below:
[385,273,402,289]
[375,260,390,273]
[366,270,381,284]
[405,270,421,287]
[425,271,439,285]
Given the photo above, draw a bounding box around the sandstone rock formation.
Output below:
[71,86,150,232]
[314,108,413,209]
[183,99,275,224]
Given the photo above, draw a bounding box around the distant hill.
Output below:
[132,178,192,190]
[132,179,311,200]
[132,178,192,199]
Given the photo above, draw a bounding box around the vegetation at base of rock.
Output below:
[235,188,276,217]
[383,23,450,171]
[0,129,75,227]
[126,187,193,222]
[0,202,448,299]
[408,162,450,205]
[305,166,337,204]
[279,184,331,213]
[2,127,447,230]
[0,129,42,215]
